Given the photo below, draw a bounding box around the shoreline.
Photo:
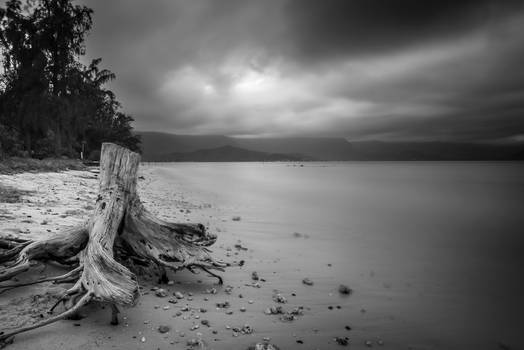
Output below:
[2,163,523,350]
[0,167,356,350]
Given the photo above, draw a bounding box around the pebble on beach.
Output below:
[335,337,349,346]
[155,288,168,297]
[249,343,281,350]
[339,284,353,295]
[157,325,170,333]
[302,278,314,286]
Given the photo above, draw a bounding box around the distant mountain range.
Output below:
[137,131,524,161]
[145,145,308,162]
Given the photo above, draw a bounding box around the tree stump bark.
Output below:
[0,143,226,347]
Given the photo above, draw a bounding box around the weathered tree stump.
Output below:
[0,143,226,347]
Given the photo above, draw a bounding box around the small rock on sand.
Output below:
[248,343,281,350]
[302,278,314,286]
[232,216,241,221]
[251,271,259,281]
[335,337,349,346]
[272,293,287,303]
[155,288,168,297]
[158,325,170,333]
[339,284,352,295]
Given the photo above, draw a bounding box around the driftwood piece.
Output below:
[0,143,226,347]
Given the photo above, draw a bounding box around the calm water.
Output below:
[146,161,524,349]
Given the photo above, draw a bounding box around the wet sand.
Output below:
[1,162,523,350]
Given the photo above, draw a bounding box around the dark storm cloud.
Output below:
[76,0,524,142]
[283,0,524,62]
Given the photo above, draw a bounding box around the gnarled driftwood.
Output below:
[0,143,226,347]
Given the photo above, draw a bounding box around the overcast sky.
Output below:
[81,0,524,142]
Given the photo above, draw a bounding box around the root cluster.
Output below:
[0,143,226,347]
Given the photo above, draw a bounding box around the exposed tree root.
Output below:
[0,266,83,290]
[0,143,227,347]
[0,292,92,348]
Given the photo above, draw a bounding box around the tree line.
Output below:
[0,0,140,160]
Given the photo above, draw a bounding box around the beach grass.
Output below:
[0,157,85,175]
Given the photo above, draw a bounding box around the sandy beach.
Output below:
[1,162,523,350]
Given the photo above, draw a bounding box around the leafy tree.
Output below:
[0,0,140,158]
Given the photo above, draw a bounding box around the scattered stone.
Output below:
[252,271,259,281]
[345,325,352,331]
[155,288,168,297]
[168,298,178,304]
[234,243,248,251]
[279,306,304,322]
[280,313,296,322]
[264,306,284,315]
[272,293,287,304]
[162,305,170,310]
[232,216,241,221]
[201,320,210,327]
[216,301,230,308]
[200,308,207,313]
[365,340,373,347]
[140,336,146,343]
[241,324,254,334]
[187,338,203,347]
[158,325,170,333]
[174,291,184,299]
[248,300,254,304]
[335,337,349,346]
[248,343,281,350]
[190,324,199,331]
[302,278,314,286]
[224,285,234,294]
[225,310,234,315]
[377,339,384,346]
[339,284,352,295]
[296,339,303,344]
[240,306,246,312]
[206,287,217,294]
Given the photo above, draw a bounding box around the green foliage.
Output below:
[0,0,140,158]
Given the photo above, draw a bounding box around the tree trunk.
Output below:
[54,122,61,156]
[24,132,31,154]
[0,143,226,347]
